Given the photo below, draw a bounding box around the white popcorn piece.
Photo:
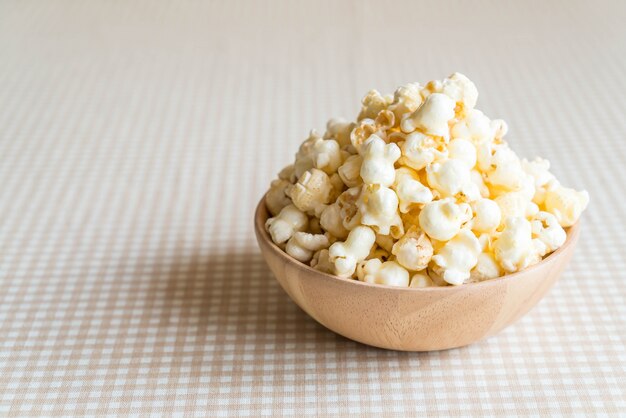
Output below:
[478,142,527,191]
[447,138,477,169]
[358,89,390,121]
[531,211,567,256]
[311,138,343,175]
[432,229,482,285]
[328,226,376,277]
[336,186,362,230]
[287,168,334,216]
[324,118,355,149]
[426,158,479,200]
[392,167,433,213]
[350,118,380,153]
[522,157,556,189]
[359,135,401,187]
[493,217,541,273]
[310,249,335,274]
[337,154,363,188]
[401,93,456,138]
[419,198,473,241]
[357,184,404,237]
[469,251,502,282]
[388,82,423,120]
[400,132,448,171]
[409,272,434,288]
[468,198,501,233]
[544,185,589,227]
[495,191,539,225]
[391,226,433,271]
[265,204,308,245]
[441,72,478,113]
[285,232,330,263]
[265,179,292,216]
[293,131,320,178]
[278,164,297,183]
[319,203,349,240]
[375,109,396,130]
[470,169,490,198]
[451,109,493,143]
[357,259,410,287]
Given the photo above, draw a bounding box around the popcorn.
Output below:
[391,226,433,271]
[265,204,308,245]
[469,251,502,282]
[419,198,472,241]
[451,109,493,143]
[400,132,448,171]
[531,211,567,256]
[336,187,362,230]
[359,135,401,187]
[409,272,434,288]
[544,185,589,227]
[357,259,410,287]
[468,198,501,233]
[388,82,423,120]
[265,179,292,216]
[286,232,330,262]
[447,138,477,169]
[310,138,343,175]
[401,93,456,138]
[441,72,478,114]
[310,249,334,274]
[426,159,480,201]
[350,118,379,152]
[392,167,433,213]
[358,90,391,121]
[324,118,355,149]
[357,184,403,237]
[287,168,334,216]
[338,154,363,187]
[328,226,376,277]
[432,229,482,285]
[265,73,588,287]
[493,217,541,273]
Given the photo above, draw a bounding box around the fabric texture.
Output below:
[1,0,625,416]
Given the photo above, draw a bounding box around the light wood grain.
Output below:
[254,198,580,351]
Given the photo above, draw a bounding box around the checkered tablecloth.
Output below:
[1,0,625,416]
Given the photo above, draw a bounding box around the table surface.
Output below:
[1,0,625,416]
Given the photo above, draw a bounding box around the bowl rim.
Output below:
[255,196,580,292]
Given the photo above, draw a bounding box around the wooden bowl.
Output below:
[254,198,580,351]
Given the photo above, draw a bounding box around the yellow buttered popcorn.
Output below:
[264,73,588,286]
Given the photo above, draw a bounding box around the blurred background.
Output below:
[1,1,625,415]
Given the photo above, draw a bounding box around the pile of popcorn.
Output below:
[264,73,589,287]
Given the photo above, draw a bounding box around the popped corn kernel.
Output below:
[419,198,472,241]
[359,135,401,187]
[493,217,542,273]
[357,184,403,238]
[432,229,482,285]
[286,232,330,263]
[357,259,410,287]
[392,167,433,213]
[287,168,334,216]
[391,226,433,271]
[265,179,292,216]
[328,226,376,277]
[400,132,448,171]
[544,185,589,227]
[409,272,434,288]
[401,93,456,138]
[265,204,308,245]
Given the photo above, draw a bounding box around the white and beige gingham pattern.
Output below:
[1,0,625,416]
